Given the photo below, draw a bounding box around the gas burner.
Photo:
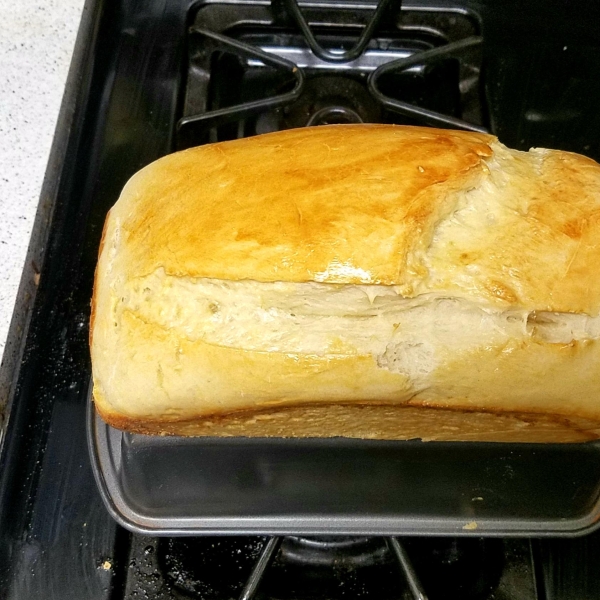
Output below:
[256,76,381,133]
[281,535,390,567]
[125,535,537,600]
[306,106,363,125]
[154,535,420,599]
[177,0,487,147]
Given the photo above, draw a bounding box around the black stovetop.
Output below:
[2,1,600,598]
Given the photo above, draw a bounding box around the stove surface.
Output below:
[2,0,600,599]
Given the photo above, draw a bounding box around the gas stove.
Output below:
[2,1,600,599]
[176,0,487,148]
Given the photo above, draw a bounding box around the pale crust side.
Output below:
[423,148,600,314]
[92,311,414,419]
[91,124,600,440]
[92,309,600,440]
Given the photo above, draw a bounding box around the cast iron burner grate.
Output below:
[122,534,539,599]
[176,0,488,149]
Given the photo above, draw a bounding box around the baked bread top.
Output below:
[95,124,600,316]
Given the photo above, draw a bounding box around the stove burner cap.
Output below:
[306,105,364,126]
[278,75,381,131]
[281,535,390,567]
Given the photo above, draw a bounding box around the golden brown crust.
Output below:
[100,124,600,313]
[111,125,494,286]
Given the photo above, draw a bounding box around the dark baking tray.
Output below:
[88,388,600,537]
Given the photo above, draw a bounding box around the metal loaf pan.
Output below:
[88,388,600,537]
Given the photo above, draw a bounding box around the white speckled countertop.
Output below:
[0,1,84,366]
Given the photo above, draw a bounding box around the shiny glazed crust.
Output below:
[91,124,600,441]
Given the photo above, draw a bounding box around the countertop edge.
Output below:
[0,0,98,435]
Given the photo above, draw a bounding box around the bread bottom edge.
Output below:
[94,401,600,443]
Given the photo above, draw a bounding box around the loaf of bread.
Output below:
[90,124,600,442]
